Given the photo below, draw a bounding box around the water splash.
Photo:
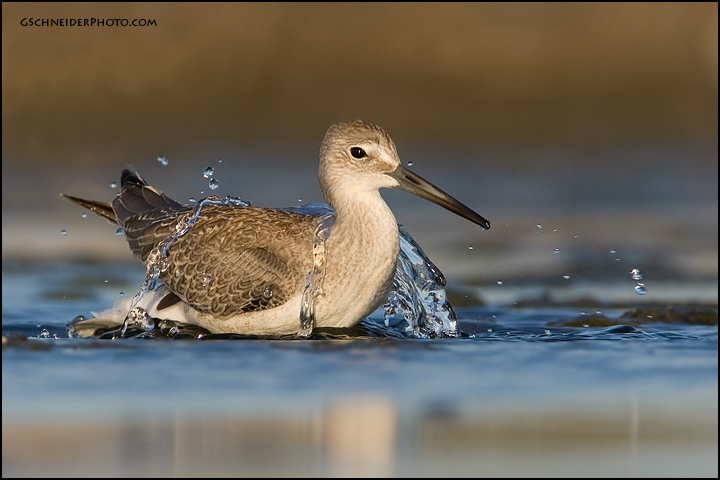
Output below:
[383,224,459,338]
[298,206,336,337]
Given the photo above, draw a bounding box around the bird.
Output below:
[62,121,490,337]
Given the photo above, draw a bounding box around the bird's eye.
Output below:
[350,147,367,159]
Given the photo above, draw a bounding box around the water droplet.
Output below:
[496,280,503,285]
[209,178,219,190]
[157,155,168,166]
[630,268,643,280]
[468,245,474,250]
[218,159,223,163]
[609,249,617,254]
[634,283,647,295]
[563,275,571,280]
[552,228,558,232]
[115,227,124,236]
[81,213,87,218]
[262,286,273,300]
[110,181,117,189]
[407,161,414,167]
[298,198,303,203]
[553,248,560,254]
[537,223,543,229]
[119,292,124,296]
[39,328,50,338]
[574,234,580,239]
[60,229,67,236]
[203,167,214,178]
[158,257,170,272]
[198,273,212,287]
[188,197,197,204]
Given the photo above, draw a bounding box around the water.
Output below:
[2,145,718,476]
[2,249,717,476]
[2,261,717,476]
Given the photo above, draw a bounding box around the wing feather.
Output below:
[111,170,317,317]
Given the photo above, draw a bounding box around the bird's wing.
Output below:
[112,170,317,317]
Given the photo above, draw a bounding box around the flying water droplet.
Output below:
[115,228,124,236]
[634,283,647,295]
[407,161,414,167]
[110,181,117,189]
[630,268,642,280]
[157,155,168,166]
[203,167,214,178]
[209,178,219,190]
[496,280,503,285]
[537,223,543,229]
[81,213,87,218]
[468,245,474,250]
[563,275,571,280]
[609,249,617,254]
[553,248,560,254]
[188,197,197,204]
[574,234,580,239]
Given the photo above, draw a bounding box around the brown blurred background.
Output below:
[2,2,718,279]
[2,2,717,167]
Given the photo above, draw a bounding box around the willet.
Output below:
[62,121,490,336]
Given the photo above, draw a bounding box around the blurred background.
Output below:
[3,3,718,157]
[2,3,718,477]
[2,3,717,287]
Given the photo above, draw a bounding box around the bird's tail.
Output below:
[60,193,117,223]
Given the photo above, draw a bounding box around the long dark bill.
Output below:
[387,164,490,230]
